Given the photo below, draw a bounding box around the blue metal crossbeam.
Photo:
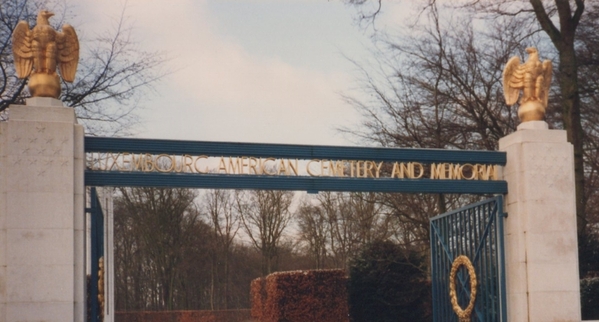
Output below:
[84,137,506,164]
[84,137,507,193]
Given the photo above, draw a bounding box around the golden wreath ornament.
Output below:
[449,255,478,322]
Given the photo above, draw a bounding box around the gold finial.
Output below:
[12,10,79,99]
[503,47,553,123]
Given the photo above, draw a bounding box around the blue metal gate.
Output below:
[430,196,507,322]
[86,187,104,322]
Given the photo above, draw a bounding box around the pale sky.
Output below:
[71,0,407,146]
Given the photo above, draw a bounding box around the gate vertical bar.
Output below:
[497,199,507,321]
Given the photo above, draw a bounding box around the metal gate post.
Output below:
[87,188,105,322]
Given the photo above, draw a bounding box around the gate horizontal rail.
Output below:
[84,137,506,164]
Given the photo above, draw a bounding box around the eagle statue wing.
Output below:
[57,24,79,82]
[502,56,523,106]
[12,21,33,79]
[541,60,553,107]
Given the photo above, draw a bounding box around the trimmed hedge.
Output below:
[251,277,267,321]
[251,269,349,322]
[114,310,251,322]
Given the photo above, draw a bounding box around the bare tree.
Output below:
[341,5,527,150]
[455,0,588,235]
[299,192,391,268]
[341,2,597,276]
[115,187,201,310]
[236,190,293,275]
[0,0,166,136]
[340,4,526,253]
[319,192,355,267]
[202,189,239,310]
[348,0,596,234]
[296,199,329,269]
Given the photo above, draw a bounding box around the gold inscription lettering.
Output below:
[262,158,277,175]
[193,155,208,173]
[249,157,260,174]
[86,153,501,182]
[430,163,444,179]
[449,164,461,179]
[240,157,249,174]
[278,159,288,175]
[321,160,330,176]
[460,164,476,180]
[412,162,424,179]
[356,161,364,178]
[218,157,227,174]
[142,154,154,172]
[130,154,143,171]
[182,155,193,173]
[107,152,121,171]
[307,159,320,177]
[478,164,495,181]
[155,154,172,172]
[228,157,241,174]
[374,161,383,178]
[364,161,375,178]
[349,161,356,177]
[121,153,131,171]
[288,159,299,176]
[391,162,402,178]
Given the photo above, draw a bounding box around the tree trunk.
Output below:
[558,47,587,234]
[437,194,447,214]
[224,250,229,309]
[529,0,587,234]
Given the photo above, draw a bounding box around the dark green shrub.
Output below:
[581,277,599,320]
[578,231,599,278]
[348,240,431,322]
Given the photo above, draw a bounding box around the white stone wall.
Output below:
[0,98,85,322]
[499,121,581,322]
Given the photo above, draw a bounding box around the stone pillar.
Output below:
[0,98,85,322]
[499,121,581,322]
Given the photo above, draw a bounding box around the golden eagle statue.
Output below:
[12,10,79,98]
[503,47,552,122]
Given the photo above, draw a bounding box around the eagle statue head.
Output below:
[37,10,54,25]
[525,47,539,61]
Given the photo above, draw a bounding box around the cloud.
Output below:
[73,0,359,145]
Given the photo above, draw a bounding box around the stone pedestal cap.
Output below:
[517,120,549,131]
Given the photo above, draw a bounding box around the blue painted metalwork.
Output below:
[430,196,507,322]
[84,171,507,194]
[84,137,506,164]
[84,137,507,194]
[86,188,104,322]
